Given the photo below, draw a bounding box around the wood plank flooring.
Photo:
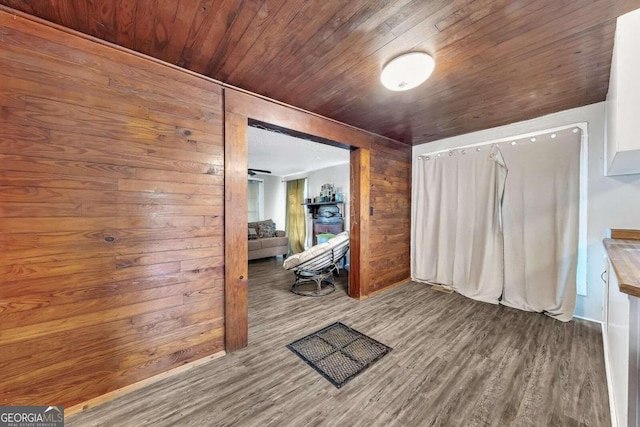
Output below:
[67,257,610,426]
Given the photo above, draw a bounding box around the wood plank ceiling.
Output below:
[2,0,640,145]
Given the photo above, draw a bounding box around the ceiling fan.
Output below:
[248,168,271,176]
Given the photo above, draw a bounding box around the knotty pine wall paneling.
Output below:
[0,10,225,409]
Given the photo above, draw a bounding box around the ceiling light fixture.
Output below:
[381,52,435,91]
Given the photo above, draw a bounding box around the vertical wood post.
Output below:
[224,111,249,351]
[349,148,370,298]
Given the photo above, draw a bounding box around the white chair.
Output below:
[283,232,349,296]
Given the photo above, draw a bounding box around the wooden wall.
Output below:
[0,11,225,408]
[0,7,411,410]
[368,141,412,293]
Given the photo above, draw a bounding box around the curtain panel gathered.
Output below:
[413,145,506,304]
[499,133,580,321]
[412,129,581,321]
[286,178,306,254]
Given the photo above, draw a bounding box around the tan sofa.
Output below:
[248,219,288,260]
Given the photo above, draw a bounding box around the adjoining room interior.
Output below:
[247,124,351,251]
[2,2,640,426]
[245,123,351,296]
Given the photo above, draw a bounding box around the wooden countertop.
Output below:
[604,235,640,298]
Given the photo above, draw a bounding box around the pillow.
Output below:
[256,221,276,238]
[248,227,258,240]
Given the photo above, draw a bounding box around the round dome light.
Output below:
[381,52,435,91]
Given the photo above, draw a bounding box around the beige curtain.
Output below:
[500,130,580,321]
[286,179,306,254]
[413,130,580,321]
[413,145,507,304]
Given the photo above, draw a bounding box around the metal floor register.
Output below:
[286,322,392,388]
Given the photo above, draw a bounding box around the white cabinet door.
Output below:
[606,257,630,426]
[629,297,640,426]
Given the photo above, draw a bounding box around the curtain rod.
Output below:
[416,123,586,159]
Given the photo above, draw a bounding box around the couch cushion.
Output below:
[327,231,349,248]
[249,219,273,228]
[260,236,288,249]
[283,232,349,270]
[283,242,331,270]
[258,223,276,238]
[249,219,272,227]
[249,219,276,238]
[248,227,258,240]
[248,240,263,251]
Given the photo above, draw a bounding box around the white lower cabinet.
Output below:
[605,258,640,426]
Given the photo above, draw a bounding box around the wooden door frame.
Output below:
[224,88,371,351]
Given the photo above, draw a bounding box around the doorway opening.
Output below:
[224,90,371,352]
[246,121,351,293]
[248,121,350,246]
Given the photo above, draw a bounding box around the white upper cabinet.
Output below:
[606,8,640,176]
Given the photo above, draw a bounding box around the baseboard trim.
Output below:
[601,323,618,427]
[66,350,226,417]
[573,314,602,324]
